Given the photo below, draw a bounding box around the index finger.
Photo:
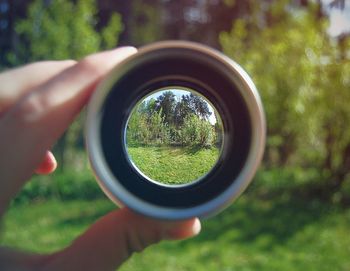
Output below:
[0,47,137,215]
[0,60,76,115]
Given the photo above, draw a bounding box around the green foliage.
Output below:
[220,6,350,195]
[127,91,219,148]
[187,93,212,120]
[127,108,149,145]
[129,0,162,45]
[221,12,316,164]
[127,108,170,146]
[148,108,170,145]
[101,13,124,49]
[12,170,103,205]
[11,0,123,64]
[9,0,124,170]
[155,91,176,125]
[181,114,216,147]
[2,3,350,269]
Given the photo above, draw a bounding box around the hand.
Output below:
[0,48,201,271]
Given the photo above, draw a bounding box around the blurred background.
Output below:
[0,0,350,270]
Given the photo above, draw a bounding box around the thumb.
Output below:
[44,208,201,271]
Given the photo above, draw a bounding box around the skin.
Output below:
[0,47,201,271]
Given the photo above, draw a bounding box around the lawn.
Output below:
[127,146,220,185]
[1,195,350,271]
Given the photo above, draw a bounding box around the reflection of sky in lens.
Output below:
[145,89,217,124]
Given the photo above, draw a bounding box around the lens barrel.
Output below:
[86,41,265,220]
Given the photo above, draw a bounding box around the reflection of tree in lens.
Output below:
[126,89,223,185]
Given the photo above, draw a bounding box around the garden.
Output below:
[126,90,222,184]
[1,0,350,270]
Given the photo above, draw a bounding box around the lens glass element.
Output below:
[125,87,224,186]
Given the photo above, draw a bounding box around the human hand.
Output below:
[0,48,201,270]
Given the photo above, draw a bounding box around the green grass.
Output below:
[0,200,114,252]
[127,146,220,185]
[1,196,350,271]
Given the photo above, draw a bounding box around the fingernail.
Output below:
[102,47,137,67]
[117,46,138,52]
[165,218,201,240]
[191,218,201,236]
[110,46,138,56]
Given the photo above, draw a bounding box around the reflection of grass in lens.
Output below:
[127,146,220,185]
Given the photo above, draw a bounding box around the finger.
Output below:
[45,209,201,271]
[0,47,137,215]
[0,60,76,115]
[34,150,57,175]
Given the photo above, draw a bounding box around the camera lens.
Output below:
[125,87,224,187]
[86,41,265,220]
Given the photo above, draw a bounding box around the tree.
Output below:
[155,91,176,126]
[174,93,212,128]
[148,108,170,145]
[138,98,157,118]
[220,7,318,166]
[174,95,193,128]
[127,91,219,148]
[310,36,350,193]
[11,0,123,170]
[11,0,123,64]
[127,108,147,146]
[181,114,215,147]
[220,1,350,198]
[188,93,212,120]
[128,0,162,46]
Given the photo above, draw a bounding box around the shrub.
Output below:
[12,170,103,205]
[181,114,216,147]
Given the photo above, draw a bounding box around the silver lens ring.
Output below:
[86,41,266,220]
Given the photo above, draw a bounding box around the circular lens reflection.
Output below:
[125,87,224,186]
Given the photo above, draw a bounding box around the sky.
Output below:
[323,0,350,37]
[143,88,218,125]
